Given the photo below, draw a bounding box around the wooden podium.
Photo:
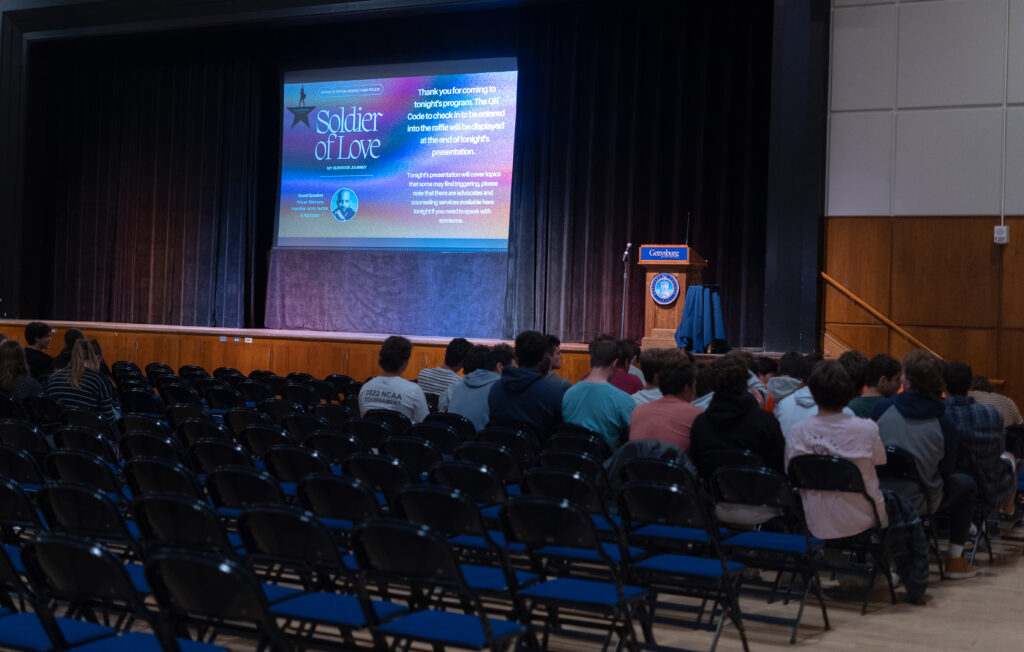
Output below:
[638,244,707,349]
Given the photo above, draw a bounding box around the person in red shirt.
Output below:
[628,360,703,452]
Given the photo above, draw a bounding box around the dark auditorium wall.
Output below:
[6,1,792,348]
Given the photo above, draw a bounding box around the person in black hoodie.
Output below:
[690,355,786,476]
[487,330,563,435]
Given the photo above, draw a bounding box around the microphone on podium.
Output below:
[621,242,632,262]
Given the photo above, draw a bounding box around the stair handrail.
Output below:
[820,271,942,360]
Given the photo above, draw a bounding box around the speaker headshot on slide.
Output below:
[331,188,358,222]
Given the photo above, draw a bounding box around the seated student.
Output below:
[848,353,900,418]
[785,360,888,539]
[416,337,472,398]
[970,374,1024,432]
[46,339,118,428]
[690,355,785,474]
[488,330,563,434]
[580,335,643,395]
[561,339,636,449]
[691,362,714,410]
[628,360,703,452]
[775,357,855,437]
[632,348,684,406]
[872,349,977,579]
[0,340,44,401]
[23,321,54,380]
[724,349,769,409]
[765,351,806,404]
[359,335,429,423]
[621,339,646,387]
[838,350,868,398]
[540,334,572,393]
[52,327,113,375]
[442,344,514,432]
[943,361,1016,514]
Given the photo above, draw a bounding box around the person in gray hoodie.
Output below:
[765,352,807,405]
[441,344,514,432]
[775,355,856,437]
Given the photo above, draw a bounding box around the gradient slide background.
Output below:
[276,59,517,251]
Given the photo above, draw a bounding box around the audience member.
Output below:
[838,350,869,398]
[540,334,572,393]
[756,356,778,385]
[45,339,118,428]
[725,349,769,409]
[632,348,684,406]
[488,330,563,433]
[943,362,1015,513]
[621,339,646,386]
[765,351,807,404]
[690,355,785,474]
[24,321,54,380]
[785,360,888,538]
[442,344,514,431]
[970,375,1024,432]
[359,336,429,423]
[562,339,635,448]
[628,360,702,452]
[775,357,855,437]
[53,328,83,369]
[692,363,714,410]
[872,349,977,578]
[581,335,642,394]
[848,354,900,418]
[416,337,472,398]
[0,340,44,401]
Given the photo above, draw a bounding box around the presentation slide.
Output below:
[276,59,518,251]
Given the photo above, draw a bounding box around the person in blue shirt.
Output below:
[561,339,635,449]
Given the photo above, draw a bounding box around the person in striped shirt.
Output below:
[45,338,118,429]
[416,337,472,398]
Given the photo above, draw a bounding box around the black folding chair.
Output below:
[877,445,946,579]
[340,417,394,449]
[237,423,290,458]
[351,518,525,651]
[53,426,120,466]
[258,398,301,424]
[205,467,287,519]
[429,460,509,523]
[619,480,749,652]
[22,395,64,435]
[297,473,381,538]
[406,421,461,454]
[364,408,412,435]
[312,403,353,429]
[175,418,231,447]
[0,444,47,492]
[500,496,649,651]
[342,453,414,508]
[37,482,143,560]
[121,432,187,464]
[710,466,830,643]
[282,412,330,443]
[124,456,204,500]
[383,436,443,477]
[547,432,613,462]
[0,420,52,467]
[425,411,477,441]
[788,454,898,614]
[307,431,364,466]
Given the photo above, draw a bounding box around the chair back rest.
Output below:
[44,450,121,493]
[537,449,607,485]
[340,417,394,448]
[307,431,364,464]
[424,412,476,441]
[0,476,47,531]
[342,453,413,501]
[122,414,171,437]
[237,423,289,457]
[282,413,330,442]
[0,442,47,486]
[298,472,380,522]
[238,504,342,568]
[124,456,203,499]
[121,433,185,464]
[547,433,612,462]
[393,484,487,538]
[23,533,141,606]
[37,482,137,551]
[698,447,765,479]
[188,438,253,474]
[352,518,468,591]
[382,436,442,475]
[618,481,708,531]
[206,466,286,509]
[787,454,868,493]
[621,457,696,488]
[522,467,604,513]
[876,445,922,484]
[406,422,461,454]
[53,426,119,465]
[710,465,795,510]
[264,444,330,482]
[0,419,52,464]
[60,408,117,441]
[429,460,507,505]
[133,494,236,554]
[454,441,521,482]
[312,404,352,429]
[176,418,230,447]
[501,495,602,550]
[223,407,272,437]
[477,427,536,462]
[364,408,412,435]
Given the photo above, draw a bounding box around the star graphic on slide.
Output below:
[287,105,315,128]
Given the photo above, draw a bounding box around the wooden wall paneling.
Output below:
[1000,217,1024,328]
[997,329,1024,414]
[236,339,274,376]
[131,332,180,370]
[177,335,207,370]
[891,218,1001,328]
[823,323,891,357]
[892,326,1000,379]
[561,351,591,384]
[345,342,379,382]
[824,218,893,324]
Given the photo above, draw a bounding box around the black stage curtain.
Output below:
[507,4,772,345]
[22,3,772,345]
[23,36,264,327]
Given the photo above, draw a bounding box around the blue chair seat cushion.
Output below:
[633,524,727,543]
[632,554,744,577]
[449,531,526,553]
[479,504,502,520]
[723,531,822,554]
[124,563,149,592]
[317,516,354,531]
[536,542,643,563]
[376,610,523,648]
[271,592,405,627]
[518,578,646,606]
[0,614,114,651]
[591,514,622,532]
[4,544,23,572]
[71,632,226,651]
[262,583,303,604]
[459,564,537,591]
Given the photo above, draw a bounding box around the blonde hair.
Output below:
[0,341,29,392]
[69,339,102,388]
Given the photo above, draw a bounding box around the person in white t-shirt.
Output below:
[359,335,429,423]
